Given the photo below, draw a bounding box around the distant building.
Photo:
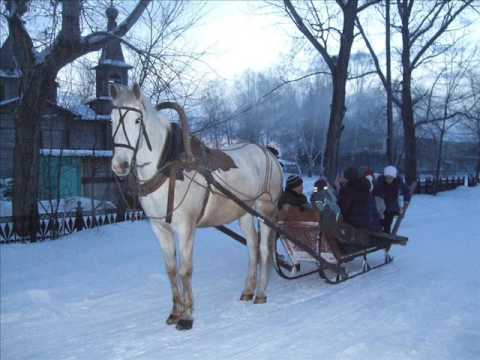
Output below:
[0,5,130,205]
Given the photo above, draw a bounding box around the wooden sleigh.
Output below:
[206,172,411,285]
[273,207,408,284]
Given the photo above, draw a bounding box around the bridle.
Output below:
[112,105,153,171]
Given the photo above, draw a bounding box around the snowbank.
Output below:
[1,187,479,359]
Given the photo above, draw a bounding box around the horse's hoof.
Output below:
[253,296,267,304]
[240,293,254,301]
[166,314,181,325]
[176,319,193,331]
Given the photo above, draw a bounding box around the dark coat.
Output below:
[337,177,371,228]
[367,192,382,231]
[373,175,411,214]
[278,190,308,210]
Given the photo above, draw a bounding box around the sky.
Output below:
[19,0,479,103]
[190,1,294,80]
[189,1,480,83]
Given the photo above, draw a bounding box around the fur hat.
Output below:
[384,165,398,178]
[286,175,303,190]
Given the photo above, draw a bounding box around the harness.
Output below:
[112,106,152,156]
[112,105,236,224]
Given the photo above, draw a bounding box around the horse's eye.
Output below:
[135,118,141,125]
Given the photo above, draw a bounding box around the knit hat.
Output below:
[286,175,303,190]
[384,165,397,178]
[344,167,359,181]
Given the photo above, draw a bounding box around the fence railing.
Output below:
[0,208,145,244]
[415,175,479,195]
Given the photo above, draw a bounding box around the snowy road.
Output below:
[1,187,480,360]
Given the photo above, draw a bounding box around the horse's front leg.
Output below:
[176,221,196,331]
[150,221,183,325]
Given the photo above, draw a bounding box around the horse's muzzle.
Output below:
[112,160,130,177]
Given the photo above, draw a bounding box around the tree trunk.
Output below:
[323,1,356,182]
[385,0,394,164]
[400,6,417,186]
[434,128,446,195]
[400,79,417,186]
[13,68,56,239]
[476,139,480,180]
[324,77,347,182]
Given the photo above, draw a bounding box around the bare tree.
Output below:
[416,51,472,192]
[462,69,480,179]
[282,0,379,181]
[126,1,205,104]
[3,0,150,237]
[357,0,475,184]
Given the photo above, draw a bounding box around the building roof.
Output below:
[40,149,113,157]
[69,103,111,121]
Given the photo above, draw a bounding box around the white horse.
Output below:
[110,84,283,330]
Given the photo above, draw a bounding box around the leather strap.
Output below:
[166,164,177,224]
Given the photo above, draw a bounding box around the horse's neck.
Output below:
[135,110,171,181]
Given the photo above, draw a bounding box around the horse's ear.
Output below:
[132,83,141,100]
[110,83,119,99]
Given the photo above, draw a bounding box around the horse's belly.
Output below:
[196,194,251,227]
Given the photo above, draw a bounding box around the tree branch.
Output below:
[412,0,473,68]
[357,0,381,13]
[283,0,335,72]
[356,16,402,107]
[82,0,151,50]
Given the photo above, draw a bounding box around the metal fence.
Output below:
[415,175,479,195]
[0,208,145,244]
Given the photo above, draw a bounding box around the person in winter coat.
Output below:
[373,165,411,233]
[337,167,371,229]
[364,169,382,232]
[277,175,309,210]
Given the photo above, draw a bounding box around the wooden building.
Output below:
[0,5,130,206]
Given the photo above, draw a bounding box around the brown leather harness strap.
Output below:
[166,164,178,224]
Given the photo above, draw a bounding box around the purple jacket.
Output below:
[373,176,411,213]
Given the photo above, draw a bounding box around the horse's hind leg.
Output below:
[253,223,274,304]
[150,221,183,325]
[254,201,276,304]
[176,222,196,330]
[239,214,259,301]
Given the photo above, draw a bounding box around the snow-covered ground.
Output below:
[1,186,480,360]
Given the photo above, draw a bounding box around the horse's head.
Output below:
[110,83,153,177]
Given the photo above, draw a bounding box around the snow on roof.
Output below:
[40,149,113,157]
[69,104,111,121]
[0,69,22,78]
[0,97,20,108]
[97,59,132,68]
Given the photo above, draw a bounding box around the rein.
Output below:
[112,105,153,157]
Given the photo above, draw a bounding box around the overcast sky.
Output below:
[190,1,480,82]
